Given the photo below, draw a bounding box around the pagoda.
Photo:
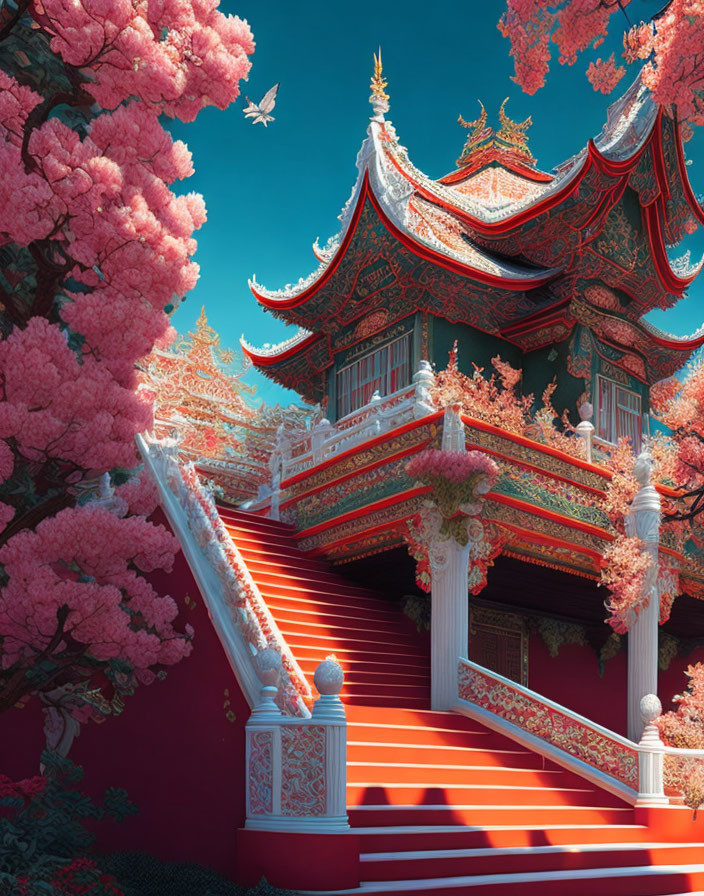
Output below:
[242,63,704,433]
[140,307,309,503]
[131,59,704,894]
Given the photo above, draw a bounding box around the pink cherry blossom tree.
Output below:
[0,3,253,727]
[499,1,704,126]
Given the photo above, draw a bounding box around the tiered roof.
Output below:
[242,59,704,404]
[141,308,310,503]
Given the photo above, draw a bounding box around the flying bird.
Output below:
[243,83,279,127]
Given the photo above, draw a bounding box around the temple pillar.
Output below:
[626,452,661,742]
[430,405,469,711]
[430,536,471,710]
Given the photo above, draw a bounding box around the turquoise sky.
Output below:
[168,1,704,407]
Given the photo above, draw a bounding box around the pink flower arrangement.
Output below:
[406,449,498,485]
[601,535,653,634]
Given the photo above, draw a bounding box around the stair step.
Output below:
[348,805,635,828]
[255,580,398,605]
[301,865,704,896]
[224,529,300,551]
[346,783,619,809]
[360,842,704,881]
[264,596,406,623]
[346,762,569,787]
[280,632,424,656]
[347,742,545,769]
[354,824,653,852]
[345,696,431,709]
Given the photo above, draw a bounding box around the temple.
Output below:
[105,61,704,892]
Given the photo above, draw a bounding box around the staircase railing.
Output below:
[137,433,313,717]
[456,657,704,808]
[245,653,348,832]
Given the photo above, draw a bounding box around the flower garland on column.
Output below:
[404,448,503,594]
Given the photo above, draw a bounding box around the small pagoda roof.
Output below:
[243,62,704,402]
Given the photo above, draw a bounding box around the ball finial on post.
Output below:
[312,656,346,722]
[251,647,283,719]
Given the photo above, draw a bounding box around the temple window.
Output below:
[336,332,413,418]
[595,374,642,451]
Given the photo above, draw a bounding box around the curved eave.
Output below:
[251,172,561,313]
[643,199,702,294]
[642,321,704,353]
[674,121,704,227]
[240,331,321,366]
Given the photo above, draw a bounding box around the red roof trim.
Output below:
[674,119,704,226]
[365,186,558,290]
[439,156,554,185]
[643,201,697,293]
[241,331,322,366]
[252,173,559,313]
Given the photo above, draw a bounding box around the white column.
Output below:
[626,453,661,742]
[429,405,470,711]
[636,694,668,806]
[430,537,471,710]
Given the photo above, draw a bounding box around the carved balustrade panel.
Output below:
[248,730,274,816]
[458,659,638,790]
[280,725,327,817]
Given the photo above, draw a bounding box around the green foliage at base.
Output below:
[99,854,293,896]
[0,752,136,895]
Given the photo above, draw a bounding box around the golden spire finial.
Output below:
[191,305,218,346]
[369,47,389,117]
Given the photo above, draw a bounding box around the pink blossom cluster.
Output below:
[637,0,704,126]
[115,468,160,517]
[0,317,153,477]
[406,449,498,485]
[34,0,254,122]
[0,505,192,678]
[586,53,626,94]
[499,0,704,121]
[601,534,653,633]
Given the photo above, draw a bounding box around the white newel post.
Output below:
[245,653,348,831]
[626,451,661,742]
[636,693,668,806]
[430,406,470,711]
[312,658,348,826]
[576,401,595,464]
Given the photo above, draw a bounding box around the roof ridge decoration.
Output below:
[369,48,389,118]
[455,98,536,170]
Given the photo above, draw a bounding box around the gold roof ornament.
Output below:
[369,48,389,117]
[456,101,493,167]
[496,98,535,162]
[455,98,536,169]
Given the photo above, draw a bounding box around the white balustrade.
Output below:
[245,654,348,832]
[271,359,438,485]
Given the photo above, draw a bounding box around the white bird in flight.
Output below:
[243,83,280,127]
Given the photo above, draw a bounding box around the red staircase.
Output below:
[221,508,704,895]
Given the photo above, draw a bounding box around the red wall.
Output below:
[1,514,249,877]
[527,628,704,737]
